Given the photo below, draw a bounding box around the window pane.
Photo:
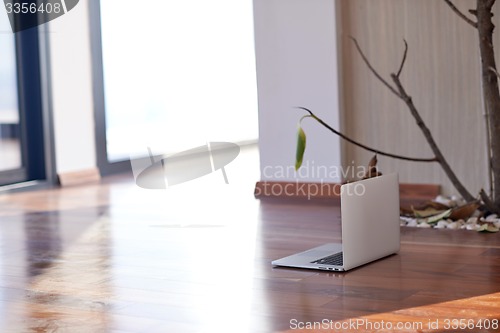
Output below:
[0,12,21,171]
[100,0,259,162]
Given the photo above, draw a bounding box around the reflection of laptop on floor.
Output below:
[272,173,400,272]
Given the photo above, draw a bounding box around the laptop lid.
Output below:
[340,173,400,270]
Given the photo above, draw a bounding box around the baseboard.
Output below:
[254,181,440,200]
[58,168,101,187]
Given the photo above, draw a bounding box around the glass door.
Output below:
[0,10,25,185]
[91,0,259,174]
[0,8,52,187]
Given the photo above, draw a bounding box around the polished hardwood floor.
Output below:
[0,151,499,332]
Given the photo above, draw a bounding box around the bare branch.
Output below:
[389,74,476,202]
[477,0,500,209]
[350,35,476,203]
[349,37,402,98]
[485,0,496,10]
[480,188,497,213]
[443,0,478,28]
[484,66,498,197]
[396,40,408,78]
[296,107,438,163]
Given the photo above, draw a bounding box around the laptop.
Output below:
[272,173,400,272]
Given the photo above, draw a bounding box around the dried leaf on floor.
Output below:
[478,223,500,233]
[426,209,452,224]
[413,207,447,218]
[449,201,480,220]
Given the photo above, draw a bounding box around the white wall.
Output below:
[253,0,342,183]
[47,2,96,174]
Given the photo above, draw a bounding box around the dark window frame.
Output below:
[0,23,56,190]
[88,0,132,176]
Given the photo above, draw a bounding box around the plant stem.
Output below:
[297,107,437,163]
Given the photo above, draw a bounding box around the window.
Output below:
[91,0,259,174]
[0,12,23,179]
[0,11,55,188]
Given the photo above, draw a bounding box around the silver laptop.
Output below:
[272,173,400,272]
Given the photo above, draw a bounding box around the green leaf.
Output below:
[478,224,500,233]
[426,209,452,224]
[295,126,306,170]
[413,208,447,218]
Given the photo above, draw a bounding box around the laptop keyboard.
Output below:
[311,252,343,266]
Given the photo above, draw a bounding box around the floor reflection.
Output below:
[22,216,112,333]
[0,207,112,332]
[24,212,62,277]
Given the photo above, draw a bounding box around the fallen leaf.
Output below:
[400,206,414,216]
[413,208,447,218]
[426,209,452,224]
[449,201,480,220]
[478,223,500,233]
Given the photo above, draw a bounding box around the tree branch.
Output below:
[477,0,500,210]
[443,0,478,28]
[480,188,497,212]
[349,37,403,98]
[483,66,498,198]
[389,74,476,202]
[350,37,475,202]
[296,107,438,163]
[396,40,408,78]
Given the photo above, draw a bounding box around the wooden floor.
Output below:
[0,156,499,332]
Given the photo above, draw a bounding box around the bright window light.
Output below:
[100,0,259,162]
